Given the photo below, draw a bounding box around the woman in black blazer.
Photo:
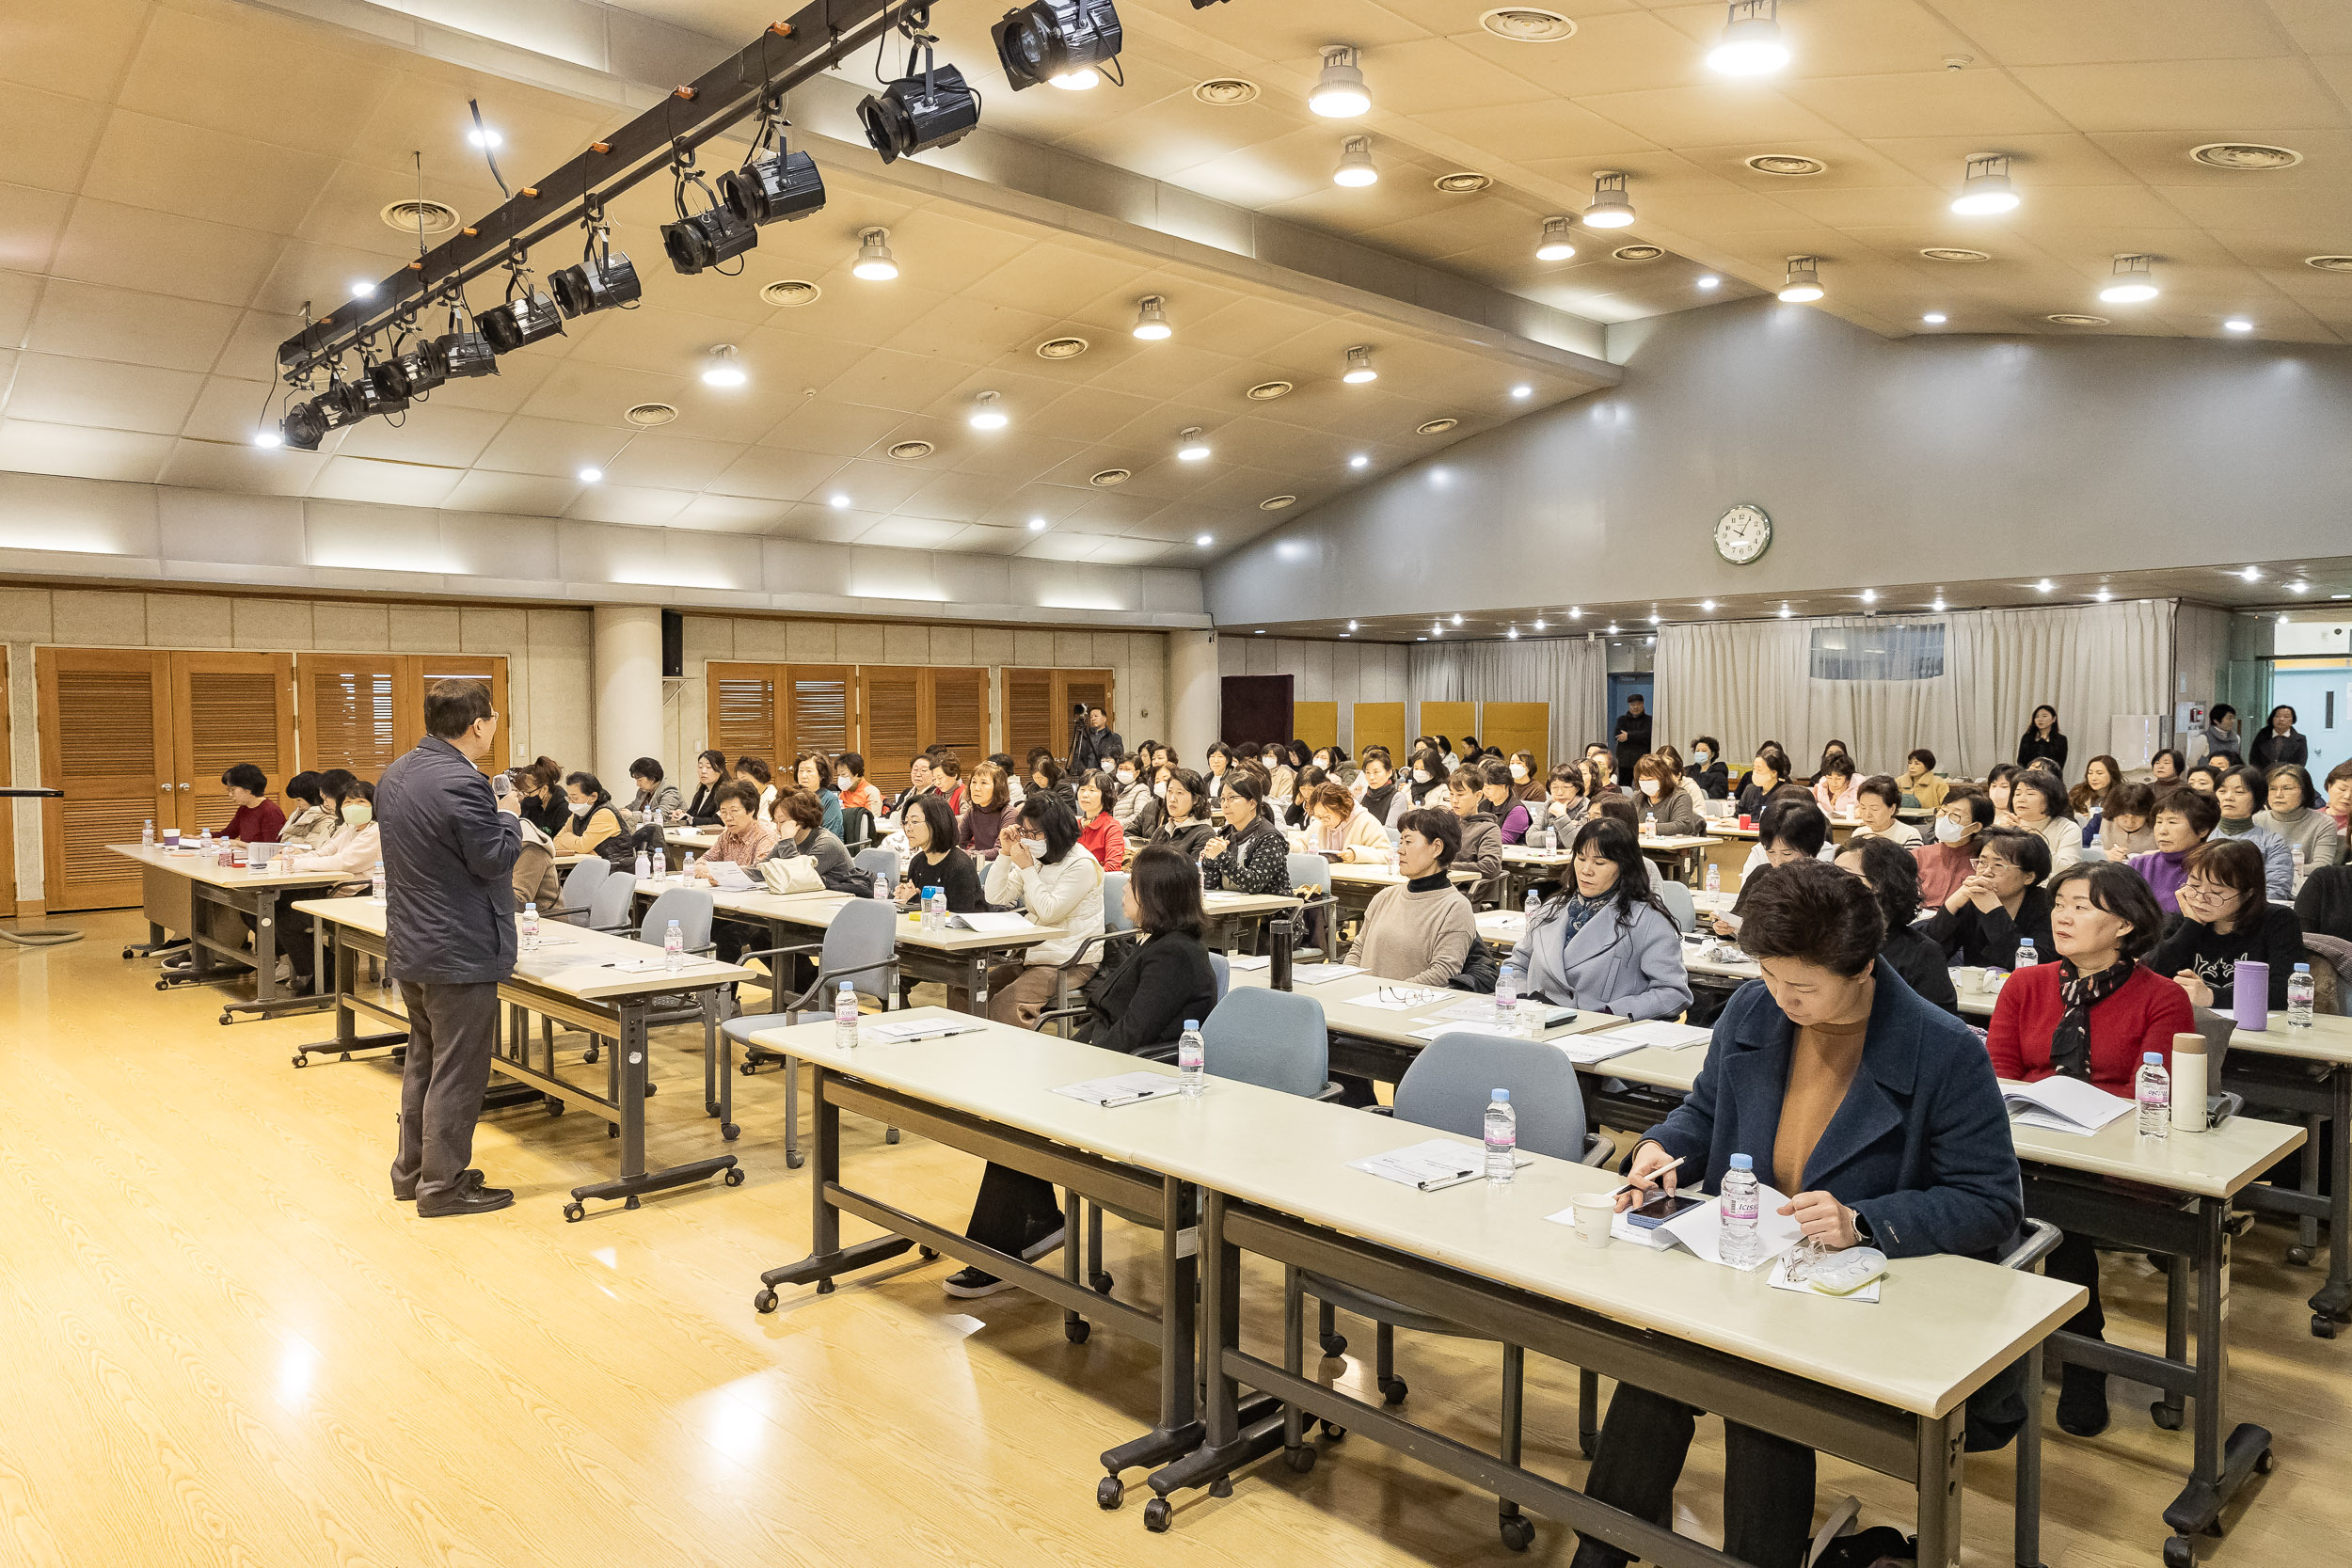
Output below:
[681,749,728,826]
[2018,704,2069,778]
[945,847,1219,1298]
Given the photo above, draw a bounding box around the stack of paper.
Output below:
[1054,1070,1184,1107]
[1224,955,1273,972]
[1290,962,1365,985]
[865,1017,987,1044]
[1350,1137,1526,1192]
[2003,1077,2133,1135]
[946,911,1040,936]
[704,861,755,890]
[1604,1020,1715,1051]
[1553,1182,1804,1272]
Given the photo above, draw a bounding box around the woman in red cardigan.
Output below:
[1985,859,2190,1442]
[1072,770,1126,872]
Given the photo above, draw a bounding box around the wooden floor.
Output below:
[3,911,2346,1567]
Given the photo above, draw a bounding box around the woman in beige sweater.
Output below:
[1347,809,1477,987]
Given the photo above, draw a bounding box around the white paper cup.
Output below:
[1571,1192,1615,1248]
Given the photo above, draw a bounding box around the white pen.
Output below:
[1611,1154,1685,1198]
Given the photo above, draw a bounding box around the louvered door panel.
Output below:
[785,664,852,758]
[928,668,987,761]
[298,657,401,783]
[707,663,783,767]
[1003,669,1055,761]
[176,653,294,835]
[405,655,510,772]
[858,668,924,784]
[38,648,173,911]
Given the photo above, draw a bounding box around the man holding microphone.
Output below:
[375,679,522,1216]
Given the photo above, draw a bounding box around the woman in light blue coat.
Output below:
[1517,817,1692,1020]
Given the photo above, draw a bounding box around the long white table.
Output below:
[110,843,354,1023]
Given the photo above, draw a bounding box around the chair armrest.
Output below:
[1366,1103,1395,1118]
[1053,927,1144,979]
[591,919,632,935]
[2000,1217,2063,1272]
[1580,1132,1618,1169]
[1033,1003,1089,1029]
[783,954,902,1012]
[735,940,826,965]
[1313,1079,1346,1102]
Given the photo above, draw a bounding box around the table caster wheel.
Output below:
[1143,1497,1171,1533]
[219,1014,233,1026]
[564,1201,585,1223]
[723,1123,739,1141]
[644,1082,657,1097]
[786,1149,805,1170]
[1091,1272,1114,1294]
[606,1124,619,1139]
[584,1045,599,1064]
[292,1054,307,1069]
[1319,1333,1348,1358]
[121,947,134,959]
[815,1278,834,1296]
[1500,1513,1535,1553]
[2287,1244,2314,1267]
[2314,1315,2338,1339]
[547,1098,564,1117]
[1097,1475,1124,1510]
[2162,1534,2193,1568]
[1283,1445,1315,1474]
[2256,1448,2276,1475]
[723,1166,745,1186]
[623,1196,641,1211]
[884,1129,900,1145]
[918,1246,938,1260]
[1208,1476,1232,1500]
[2152,1402,2184,1431]
[1319,1420,1345,1441]
[754,1289,778,1313]
[1065,1319,1090,1344]
[156,981,168,991]
[1380,1376,1407,1405]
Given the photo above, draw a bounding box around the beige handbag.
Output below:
[759,854,826,895]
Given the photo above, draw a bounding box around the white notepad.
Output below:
[865,1018,987,1044]
[1054,1070,1184,1107]
[1289,963,1365,985]
[1223,955,1273,972]
[946,911,1041,935]
[1350,1137,1526,1192]
[2003,1076,2132,1135]
[1604,1020,1715,1051]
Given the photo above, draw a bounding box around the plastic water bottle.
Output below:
[1705,863,1721,894]
[652,847,667,879]
[199,829,213,852]
[1644,812,1658,838]
[141,818,154,848]
[1719,1154,1761,1268]
[681,852,696,881]
[1541,827,1557,855]
[664,918,683,973]
[834,980,859,1048]
[634,848,651,880]
[923,886,944,930]
[1484,1090,1518,1184]
[2137,1052,2170,1139]
[2292,842,2309,890]
[874,870,893,905]
[1178,1021,1205,1097]
[1494,960,1519,1033]
[1523,888,1541,921]
[370,861,385,900]
[521,903,540,952]
[2014,938,2039,973]
[2288,963,2316,1032]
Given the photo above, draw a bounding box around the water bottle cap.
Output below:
[1728,1152,1753,1170]
[667,918,679,929]
[2145,1052,2163,1065]
[839,980,853,991]
[2296,962,2312,973]
[1183,1021,1199,1030]
[524,903,536,912]
[1490,1088,1509,1101]
[2020,938,2034,948]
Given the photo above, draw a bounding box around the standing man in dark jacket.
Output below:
[376,679,522,1216]
[1071,705,1123,774]
[1613,693,1653,781]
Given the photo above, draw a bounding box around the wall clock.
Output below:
[1714,502,1772,564]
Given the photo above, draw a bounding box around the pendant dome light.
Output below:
[850,227,898,280]
[967,389,1009,429]
[1333,135,1377,186]
[1582,172,1635,229]
[1131,294,1171,340]
[1777,255,1823,302]
[700,344,748,387]
[1175,426,1212,461]
[1342,345,1377,384]
[1308,44,1370,118]
[1534,215,1577,261]
[2099,254,2159,304]
[1950,153,2020,214]
[1707,1,1789,76]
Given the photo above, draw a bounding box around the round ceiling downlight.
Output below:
[1245,380,1294,401]
[1259,496,1298,511]
[1434,171,1492,194]
[624,402,680,427]
[1416,418,1459,435]
[1745,153,1826,176]
[380,198,460,235]
[1480,8,1575,42]
[1612,244,1664,261]
[2304,255,2352,272]
[1036,336,1089,359]
[1089,468,1131,487]
[888,440,935,460]
[1919,247,1993,262]
[2190,142,2302,170]
[760,279,821,307]
[1193,77,1259,106]
[2044,313,2110,326]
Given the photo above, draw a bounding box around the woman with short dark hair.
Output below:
[1151,768,1215,860]
[1924,826,2055,969]
[764,788,864,895]
[895,793,984,912]
[552,770,625,857]
[1686,736,1729,800]
[1200,775,1290,896]
[1900,748,1947,812]
[279,769,337,849]
[2010,770,2081,873]
[219,763,284,845]
[1985,859,2189,1436]
[2150,837,2302,1011]
[834,751,882,817]
[2149,748,2186,786]
[1581,858,2025,1568]
[2094,781,2159,859]
[1735,746,1791,819]
[1347,808,1476,988]
[982,794,1107,1029]
[2251,705,2308,770]
[624,756,683,831]
[1810,753,1860,818]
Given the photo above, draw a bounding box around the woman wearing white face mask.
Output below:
[278,779,384,994]
[1256,745,1295,807]
[1630,753,1702,834]
[1108,753,1156,850]
[985,794,1107,1029]
[1405,745,1447,807]
[1505,750,1541,803]
[551,770,626,856]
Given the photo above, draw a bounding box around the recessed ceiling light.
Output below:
[2331,594,2348,600]
[1416,417,1459,435]
[1436,171,1491,194]
[1507,626,1519,639]
[1510,385,1533,399]
[578,467,602,483]
[1922,312,1947,325]
[2099,254,2158,304]
[1920,247,1993,263]
[1348,454,1369,469]
[1568,607,1581,619]
[1176,427,1212,461]
[1777,256,1823,302]
[1259,495,1297,510]
[1346,620,1357,630]
[1194,77,1259,105]
[2094,588,2113,601]
[1254,629,1264,635]
[1343,345,1377,383]
[1701,599,1716,611]
[1605,622,1619,635]
[1613,245,1665,261]
[851,228,898,280]
[1027,516,1047,531]
[1339,632,1350,638]
[1333,135,1378,187]
[1480,8,1575,42]
[1535,215,1578,261]
[1745,153,1824,177]
[2241,566,2262,581]
[1860,589,1877,604]
[830,494,850,508]
[1195,533,1214,547]
[1708,0,1789,76]
[1696,276,1720,289]
[1532,618,1546,630]
[348,278,376,299]
[2290,580,2311,594]
[1452,613,1463,626]
[1647,611,1661,625]
[2035,578,2054,593]
[1931,594,1947,611]
[700,344,747,387]
[967,389,1009,430]
[2224,318,2254,333]
[1308,44,1370,118]
[1777,604,1790,618]
[1950,153,2020,214]
[2191,142,2303,170]
[1582,171,1635,228]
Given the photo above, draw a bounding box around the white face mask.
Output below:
[1116,769,1135,785]
[835,774,851,790]
[1640,779,1661,798]
[1152,781,1167,799]
[1693,749,1710,764]
[1020,836,1047,860]
[1934,816,1966,845]
[1262,755,1280,769]
[1509,763,1528,781]
[569,800,592,816]
[1412,768,1431,784]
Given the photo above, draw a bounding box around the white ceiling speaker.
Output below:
[1193,77,1259,105]
[1582,171,1635,228]
[1245,380,1293,401]
[2303,256,2352,272]
[1333,135,1378,187]
[1308,44,1370,119]
[624,402,679,427]
[1479,8,1575,42]
[1036,336,1089,359]
[1416,418,1459,435]
[759,278,821,307]
[1089,468,1131,486]
[2044,312,2110,326]
[1920,247,1993,263]
[1745,153,1825,176]
[2190,142,2302,170]
[1434,171,1491,193]
[2099,253,2158,304]
[888,441,934,460]
[1132,295,1172,340]
[1613,244,1664,261]
[1777,256,1823,302]
[1535,215,1576,261]
[1950,153,2019,214]
[1259,496,1297,511]
[379,198,459,235]
[1708,0,1789,76]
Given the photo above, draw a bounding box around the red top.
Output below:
[224,799,285,845]
[1984,960,2191,1095]
[1077,812,1126,872]
[1913,841,1974,909]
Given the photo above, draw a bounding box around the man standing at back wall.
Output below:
[1072,704,1122,774]
[375,678,522,1217]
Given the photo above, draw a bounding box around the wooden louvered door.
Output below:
[929,668,987,761]
[707,663,785,768]
[1002,668,1114,763]
[784,665,852,761]
[37,648,176,912]
[298,656,402,784]
[405,655,510,773]
[857,667,925,784]
[173,653,296,837]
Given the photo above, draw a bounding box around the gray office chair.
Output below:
[565,885,717,1071]
[1102,871,1133,934]
[1284,852,1339,960]
[852,847,899,891]
[1655,878,1696,933]
[729,897,900,1164]
[839,804,875,851]
[1295,1029,1614,1552]
[1209,952,1231,1003]
[556,857,610,926]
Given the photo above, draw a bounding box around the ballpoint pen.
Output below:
[1610,1154,1684,1197]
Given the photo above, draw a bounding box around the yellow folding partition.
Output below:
[1419,701,1474,751]
[1352,702,1405,761]
[1293,701,1338,750]
[1481,702,1549,769]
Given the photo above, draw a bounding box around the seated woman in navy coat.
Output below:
[1571,858,2025,1568]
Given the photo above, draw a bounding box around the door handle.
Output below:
[179,783,191,790]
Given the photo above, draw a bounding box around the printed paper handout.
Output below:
[2002,1076,2132,1135]
[1053,1070,1184,1108]
[1603,1020,1715,1051]
[1596,1180,1804,1271]
[1351,1137,1528,1192]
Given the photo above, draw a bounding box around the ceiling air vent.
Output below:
[1920,247,1993,263]
[2190,143,2301,170]
[2304,256,2352,272]
[760,279,820,306]
[1246,380,1294,401]
[1036,336,1089,359]
[888,441,934,460]
[1089,468,1131,487]
[1745,154,1826,176]
[1259,496,1298,511]
[624,403,679,427]
[1193,78,1259,105]
[381,198,459,235]
[1613,245,1664,261]
[1480,8,1575,42]
[2044,313,2110,326]
[1416,418,1459,435]
[1434,171,1492,194]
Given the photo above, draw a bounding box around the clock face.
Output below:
[1714,502,1772,564]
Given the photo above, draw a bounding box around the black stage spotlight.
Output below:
[280,398,329,451]
[661,156,758,275]
[550,209,642,317]
[389,325,449,399]
[859,39,980,166]
[993,0,1122,91]
[433,293,500,380]
[479,260,567,353]
[330,355,409,420]
[720,107,827,227]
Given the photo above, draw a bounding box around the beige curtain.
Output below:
[1407,635,1611,769]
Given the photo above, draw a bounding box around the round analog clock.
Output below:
[1714,502,1772,564]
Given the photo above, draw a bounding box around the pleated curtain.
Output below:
[1653,599,2172,781]
[1406,636,1611,769]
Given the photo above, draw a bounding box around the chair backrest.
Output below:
[820,896,898,1006]
[2189,1006,2234,1077]
[640,886,714,950]
[1209,952,1231,1003]
[1655,878,1696,932]
[840,804,874,851]
[586,872,636,930]
[1200,987,1327,1098]
[2305,932,2352,1015]
[1394,1031,1590,1160]
[561,855,610,911]
[1103,871,1134,932]
[511,839,561,913]
[853,847,900,889]
[1286,852,1332,894]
